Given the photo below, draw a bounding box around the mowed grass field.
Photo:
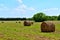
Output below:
[0,21,60,40]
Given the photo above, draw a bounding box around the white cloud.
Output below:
[13,4,36,14]
[17,0,23,3]
[15,0,36,14]
[13,4,27,14]
[0,4,4,7]
[42,8,59,11]
[0,4,9,11]
[29,7,36,11]
[20,4,27,9]
[0,0,36,16]
[40,8,60,16]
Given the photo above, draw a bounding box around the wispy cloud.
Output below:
[13,0,36,14]
[0,4,9,11]
[41,8,60,16]
[17,0,23,3]
[0,0,36,18]
[0,0,36,14]
[0,4,4,7]
[42,8,59,11]
[29,7,36,11]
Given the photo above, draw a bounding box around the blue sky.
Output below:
[0,0,60,18]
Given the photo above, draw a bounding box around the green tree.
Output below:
[33,12,46,22]
[46,16,52,20]
[46,16,58,21]
[51,16,58,20]
[47,16,57,20]
[58,15,60,20]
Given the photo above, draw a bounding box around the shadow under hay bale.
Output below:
[24,20,31,26]
[41,21,55,32]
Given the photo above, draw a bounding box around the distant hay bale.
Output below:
[31,22,33,24]
[24,20,31,26]
[1,21,4,23]
[19,21,21,23]
[16,21,21,23]
[41,21,55,32]
[16,22,17,23]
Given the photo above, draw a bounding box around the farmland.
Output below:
[0,21,60,40]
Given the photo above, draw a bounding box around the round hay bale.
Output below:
[24,20,31,26]
[1,21,4,23]
[41,21,55,32]
[31,22,33,24]
[16,22,17,23]
[19,21,21,23]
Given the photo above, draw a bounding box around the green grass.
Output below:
[0,21,59,40]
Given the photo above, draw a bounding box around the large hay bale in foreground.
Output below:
[41,21,55,32]
[24,20,31,26]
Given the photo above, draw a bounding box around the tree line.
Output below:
[0,12,60,21]
[0,18,26,21]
